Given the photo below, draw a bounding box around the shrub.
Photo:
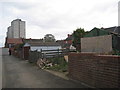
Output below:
[47,57,68,72]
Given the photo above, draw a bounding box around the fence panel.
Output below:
[29,50,42,63]
[41,49,70,58]
[28,49,72,63]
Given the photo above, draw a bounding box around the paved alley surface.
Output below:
[2,48,87,88]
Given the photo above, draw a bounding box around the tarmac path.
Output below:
[2,48,87,88]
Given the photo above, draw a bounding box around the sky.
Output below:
[0,0,119,47]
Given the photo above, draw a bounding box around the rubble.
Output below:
[36,58,53,69]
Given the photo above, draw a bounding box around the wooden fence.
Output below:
[28,49,72,63]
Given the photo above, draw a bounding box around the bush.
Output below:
[112,49,120,56]
[47,57,68,72]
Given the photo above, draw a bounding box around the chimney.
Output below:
[101,27,104,29]
[68,34,70,37]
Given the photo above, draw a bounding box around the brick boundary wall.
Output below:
[68,53,120,88]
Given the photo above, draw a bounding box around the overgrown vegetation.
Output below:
[112,49,120,56]
[14,43,24,51]
[47,57,68,72]
[72,28,89,52]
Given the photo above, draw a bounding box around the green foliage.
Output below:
[112,49,120,56]
[47,57,68,72]
[48,57,67,65]
[14,43,24,51]
[48,64,68,72]
[44,34,56,42]
[18,43,24,49]
[72,28,86,47]
[85,31,90,35]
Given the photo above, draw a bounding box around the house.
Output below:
[103,26,120,35]
[81,27,120,54]
[28,42,62,51]
[63,34,76,50]
[4,38,24,56]
[23,38,61,51]
[56,34,76,51]
[23,38,43,44]
[56,40,65,48]
[64,34,73,44]
[5,38,23,48]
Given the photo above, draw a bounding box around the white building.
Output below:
[19,21,25,38]
[7,26,13,38]
[7,19,26,38]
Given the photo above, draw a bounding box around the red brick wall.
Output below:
[68,53,120,88]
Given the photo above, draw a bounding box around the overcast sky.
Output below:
[0,0,119,47]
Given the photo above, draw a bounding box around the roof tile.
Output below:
[7,38,23,44]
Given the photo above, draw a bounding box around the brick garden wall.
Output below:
[68,53,120,88]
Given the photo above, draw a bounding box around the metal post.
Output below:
[58,48,59,57]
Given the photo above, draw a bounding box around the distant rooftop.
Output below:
[103,26,120,35]
[6,38,23,44]
[23,38,43,44]
[28,42,60,46]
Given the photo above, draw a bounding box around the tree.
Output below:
[72,28,86,51]
[44,34,56,42]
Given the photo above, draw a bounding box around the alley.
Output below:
[2,48,86,88]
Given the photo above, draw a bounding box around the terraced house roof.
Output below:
[28,42,60,46]
[6,38,23,44]
[103,26,120,35]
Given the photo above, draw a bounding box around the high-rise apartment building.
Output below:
[7,26,13,38]
[7,19,26,38]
